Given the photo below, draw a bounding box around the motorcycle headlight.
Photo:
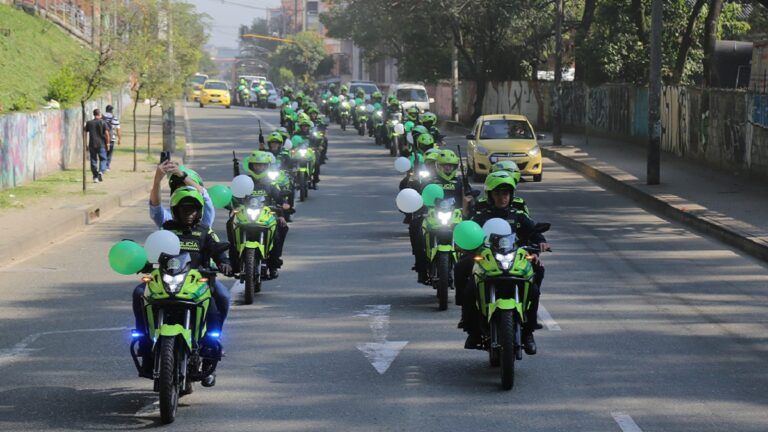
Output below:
[476,146,489,156]
[437,211,452,225]
[375,111,383,117]
[418,169,430,179]
[392,119,400,125]
[246,208,260,221]
[494,253,515,270]
[299,149,307,157]
[268,171,279,180]
[528,145,540,157]
[314,131,323,138]
[162,273,187,294]
[342,102,350,108]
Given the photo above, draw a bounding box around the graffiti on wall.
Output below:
[751,94,768,127]
[560,83,586,127]
[0,90,131,189]
[588,87,608,130]
[482,81,545,126]
[661,86,689,157]
[631,88,649,138]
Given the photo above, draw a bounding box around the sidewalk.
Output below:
[442,121,768,263]
[0,101,185,267]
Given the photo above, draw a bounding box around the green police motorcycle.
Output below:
[422,195,463,310]
[130,250,224,424]
[232,194,277,304]
[289,137,317,202]
[470,221,549,390]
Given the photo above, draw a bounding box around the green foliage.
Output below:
[198,51,219,78]
[271,67,295,88]
[0,5,93,112]
[46,66,84,104]
[269,32,328,82]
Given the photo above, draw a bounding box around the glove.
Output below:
[218,263,233,277]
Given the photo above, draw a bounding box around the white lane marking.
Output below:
[355,305,408,374]
[246,110,279,131]
[0,326,129,368]
[135,401,159,417]
[537,304,561,331]
[612,412,644,432]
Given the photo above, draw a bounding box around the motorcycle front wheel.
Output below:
[498,310,516,390]
[389,136,397,156]
[436,252,451,311]
[243,248,261,304]
[298,172,308,202]
[158,336,180,424]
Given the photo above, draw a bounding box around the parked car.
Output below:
[465,114,544,182]
[348,80,380,101]
[186,74,208,102]
[388,83,434,112]
[199,80,231,109]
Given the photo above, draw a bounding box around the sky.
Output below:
[182,0,280,49]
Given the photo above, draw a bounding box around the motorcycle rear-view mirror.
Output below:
[465,134,475,140]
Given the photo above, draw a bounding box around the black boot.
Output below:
[464,332,483,350]
[523,331,537,355]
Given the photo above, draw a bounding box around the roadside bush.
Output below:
[46,66,81,105]
[9,94,36,111]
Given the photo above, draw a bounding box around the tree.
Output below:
[269,32,327,84]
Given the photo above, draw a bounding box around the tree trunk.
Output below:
[81,101,87,192]
[133,89,140,172]
[703,0,724,87]
[574,0,597,82]
[672,0,706,84]
[472,77,487,122]
[147,103,154,156]
[631,0,648,48]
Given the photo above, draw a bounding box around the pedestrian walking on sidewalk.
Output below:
[84,108,110,183]
[103,105,121,172]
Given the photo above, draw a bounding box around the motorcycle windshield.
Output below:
[159,252,192,276]
[490,234,518,255]
[436,197,456,212]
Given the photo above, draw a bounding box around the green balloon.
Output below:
[373,102,382,110]
[108,240,148,275]
[355,97,363,106]
[404,121,415,132]
[291,135,304,146]
[454,221,485,251]
[208,184,233,209]
[421,183,445,207]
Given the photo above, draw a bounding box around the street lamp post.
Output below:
[647,0,662,184]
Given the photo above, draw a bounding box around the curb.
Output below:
[0,177,150,269]
[541,146,768,264]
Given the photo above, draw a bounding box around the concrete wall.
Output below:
[438,80,768,180]
[0,90,131,189]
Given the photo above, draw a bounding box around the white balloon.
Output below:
[396,188,423,213]
[291,102,299,110]
[366,104,375,113]
[482,217,512,239]
[394,157,411,173]
[349,99,356,108]
[406,132,414,145]
[394,123,405,135]
[144,230,181,263]
[231,174,255,198]
[283,139,293,151]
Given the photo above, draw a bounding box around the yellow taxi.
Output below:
[199,80,231,108]
[187,74,208,102]
[465,114,544,182]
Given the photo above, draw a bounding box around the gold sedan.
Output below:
[465,114,544,182]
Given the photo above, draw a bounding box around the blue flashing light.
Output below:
[131,330,143,339]
[208,331,221,339]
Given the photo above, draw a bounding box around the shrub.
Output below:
[46,66,81,105]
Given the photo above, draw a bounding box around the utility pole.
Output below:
[294,0,298,33]
[553,0,563,146]
[162,0,176,153]
[647,0,662,184]
[452,41,459,123]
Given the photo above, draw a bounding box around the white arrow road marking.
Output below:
[355,305,408,374]
[537,304,561,331]
[0,326,129,368]
[612,412,644,432]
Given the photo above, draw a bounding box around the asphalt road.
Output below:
[0,103,767,431]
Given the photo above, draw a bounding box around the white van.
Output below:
[388,83,434,112]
